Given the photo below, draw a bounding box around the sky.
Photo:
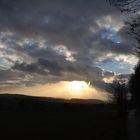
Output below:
[0,0,138,100]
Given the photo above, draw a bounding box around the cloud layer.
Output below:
[0,0,137,96]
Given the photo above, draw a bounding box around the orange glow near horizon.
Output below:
[0,81,109,101]
[68,81,90,91]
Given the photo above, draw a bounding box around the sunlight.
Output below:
[68,81,90,92]
[1,81,108,101]
[66,81,94,98]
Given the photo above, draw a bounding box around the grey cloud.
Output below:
[0,0,130,59]
[0,0,134,93]
[104,71,115,78]
[12,57,103,82]
[87,29,134,55]
[0,67,28,90]
[12,58,62,76]
[0,0,119,49]
[0,68,24,82]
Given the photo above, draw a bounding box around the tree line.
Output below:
[108,0,140,112]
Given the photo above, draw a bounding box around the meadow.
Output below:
[0,94,127,140]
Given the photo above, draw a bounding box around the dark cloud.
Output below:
[0,0,119,50]
[12,58,62,75]
[104,71,115,78]
[12,57,103,82]
[0,68,24,82]
[0,0,135,93]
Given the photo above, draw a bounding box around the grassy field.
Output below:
[0,94,127,140]
[0,111,127,140]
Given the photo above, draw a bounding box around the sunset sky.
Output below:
[0,0,138,100]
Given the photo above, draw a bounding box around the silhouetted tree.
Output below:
[107,0,140,13]
[129,62,140,110]
[111,81,127,117]
[107,0,140,52]
[107,0,140,111]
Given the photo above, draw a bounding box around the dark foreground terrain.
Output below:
[0,94,137,140]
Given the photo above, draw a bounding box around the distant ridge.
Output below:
[0,93,105,103]
[0,94,109,112]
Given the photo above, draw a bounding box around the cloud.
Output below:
[0,0,136,96]
[12,57,104,82]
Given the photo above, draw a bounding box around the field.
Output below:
[0,94,128,140]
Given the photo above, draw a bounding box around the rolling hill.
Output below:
[0,94,111,112]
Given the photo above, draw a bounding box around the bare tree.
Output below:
[111,81,127,117]
[107,0,140,13]
[107,0,140,56]
[107,0,140,111]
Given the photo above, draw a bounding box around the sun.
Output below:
[68,81,90,92]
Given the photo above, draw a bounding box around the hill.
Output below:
[0,94,111,112]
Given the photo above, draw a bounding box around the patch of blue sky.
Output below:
[97,60,134,74]
[99,27,122,44]
[0,58,12,68]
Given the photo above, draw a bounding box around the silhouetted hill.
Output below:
[0,94,112,112]
[0,94,122,140]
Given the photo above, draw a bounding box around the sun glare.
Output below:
[3,80,108,100]
[68,81,90,92]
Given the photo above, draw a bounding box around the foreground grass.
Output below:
[0,94,128,140]
[0,111,127,140]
